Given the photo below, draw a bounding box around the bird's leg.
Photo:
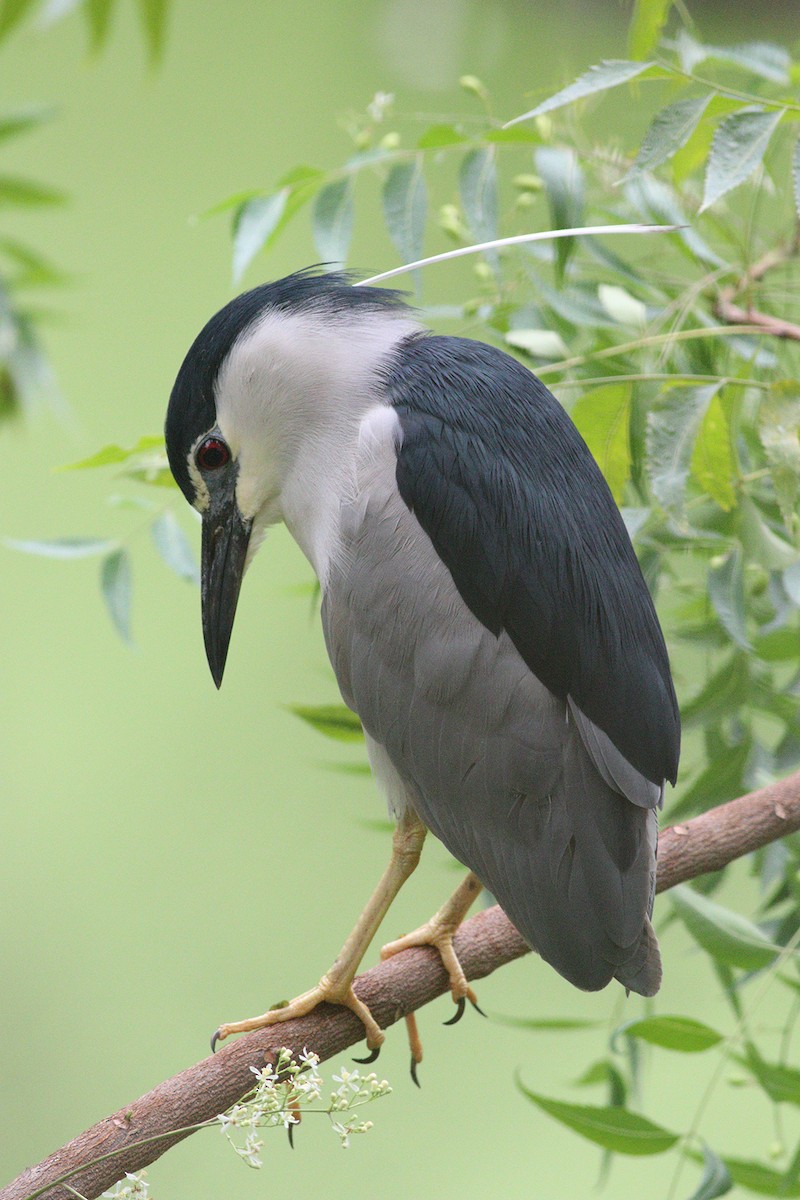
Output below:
[380,871,483,1076]
[212,810,427,1051]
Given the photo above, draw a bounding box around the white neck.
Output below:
[213,305,420,582]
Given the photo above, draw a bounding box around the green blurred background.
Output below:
[1,2,798,1196]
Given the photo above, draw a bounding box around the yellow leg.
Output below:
[380,871,483,1079]
[212,810,427,1051]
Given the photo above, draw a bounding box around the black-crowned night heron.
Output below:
[165,268,680,1066]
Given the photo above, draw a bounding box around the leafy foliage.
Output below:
[0,0,169,58]
[9,0,800,1193]
[0,101,63,419]
[0,0,171,420]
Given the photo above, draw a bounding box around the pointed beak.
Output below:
[201,492,253,688]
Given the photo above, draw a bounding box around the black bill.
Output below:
[201,496,253,688]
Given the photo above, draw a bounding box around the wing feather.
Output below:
[385,334,680,787]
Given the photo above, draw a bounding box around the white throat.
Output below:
[213,305,420,583]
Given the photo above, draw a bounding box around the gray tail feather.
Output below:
[615,918,661,997]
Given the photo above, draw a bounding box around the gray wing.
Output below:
[322,415,660,995]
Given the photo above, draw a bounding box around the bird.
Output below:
[165,267,680,1064]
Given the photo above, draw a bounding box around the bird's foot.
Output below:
[211,971,384,1054]
[380,871,483,1081]
[380,912,478,1008]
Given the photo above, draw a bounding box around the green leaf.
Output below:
[136,0,168,61]
[646,384,721,512]
[506,60,655,125]
[690,392,736,512]
[260,168,325,254]
[122,464,176,488]
[701,107,784,212]
[628,0,674,60]
[667,738,749,820]
[101,549,133,644]
[505,328,568,360]
[619,1015,723,1053]
[725,1157,800,1196]
[0,105,55,145]
[62,435,164,471]
[5,536,118,559]
[713,961,742,1018]
[759,388,800,536]
[743,1043,800,1106]
[625,174,723,267]
[459,147,498,249]
[288,704,364,742]
[708,546,750,650]
[570,384,632,503]
[201,188,269,219]
[517,1084,679,1156]
[83,0,113,49]
[417,124,465,149]
[312,179,354,267]
[576,1059,627,1097]
[687,1144,733,1200]
[0,235,65,285]
[740,498,799,571]
[0,0,36,42]
[632,96,710,175]
[754,628,800,663]
[492,1015,601,1032]
[276,165,326,190]
[326,761,371,776]
[0,175,67,208]
[671,884,784,971]
[575,1061,612,1085]
[232,191,288,282]
[382,159,426,266]
[705,41,790,84]
[151,512,199,584]
[535,146,584,280]
[483,127,539,145]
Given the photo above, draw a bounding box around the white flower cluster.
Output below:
[367,92,394,123]
[101,1171,151,1199]
[217,1047,391,1163]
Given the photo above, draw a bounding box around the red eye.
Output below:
[196,436,230,472]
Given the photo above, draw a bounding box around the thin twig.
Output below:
[714,239,800,341]
[4,770,800,1200]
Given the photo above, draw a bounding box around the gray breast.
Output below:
[321,425,661,997]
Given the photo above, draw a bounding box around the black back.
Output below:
[384,334,680,786]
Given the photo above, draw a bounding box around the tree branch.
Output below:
[4,771,800,1200]
[713,238,800,340]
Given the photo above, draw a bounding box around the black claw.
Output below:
[443,996,466,1026]
[352,1045,381,1065]
[288,1123,296,1149]
[470,997,488,1018]
[210,1029,222,1054]
[410,1055,421,1088]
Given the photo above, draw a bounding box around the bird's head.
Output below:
[165,268,415,688]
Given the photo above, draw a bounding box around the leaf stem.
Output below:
[535,325,768,377]
[656,58,800,114]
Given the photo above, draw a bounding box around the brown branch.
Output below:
[5,771,800,1200]
[713,238,800,340]
[712,296,800,341]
